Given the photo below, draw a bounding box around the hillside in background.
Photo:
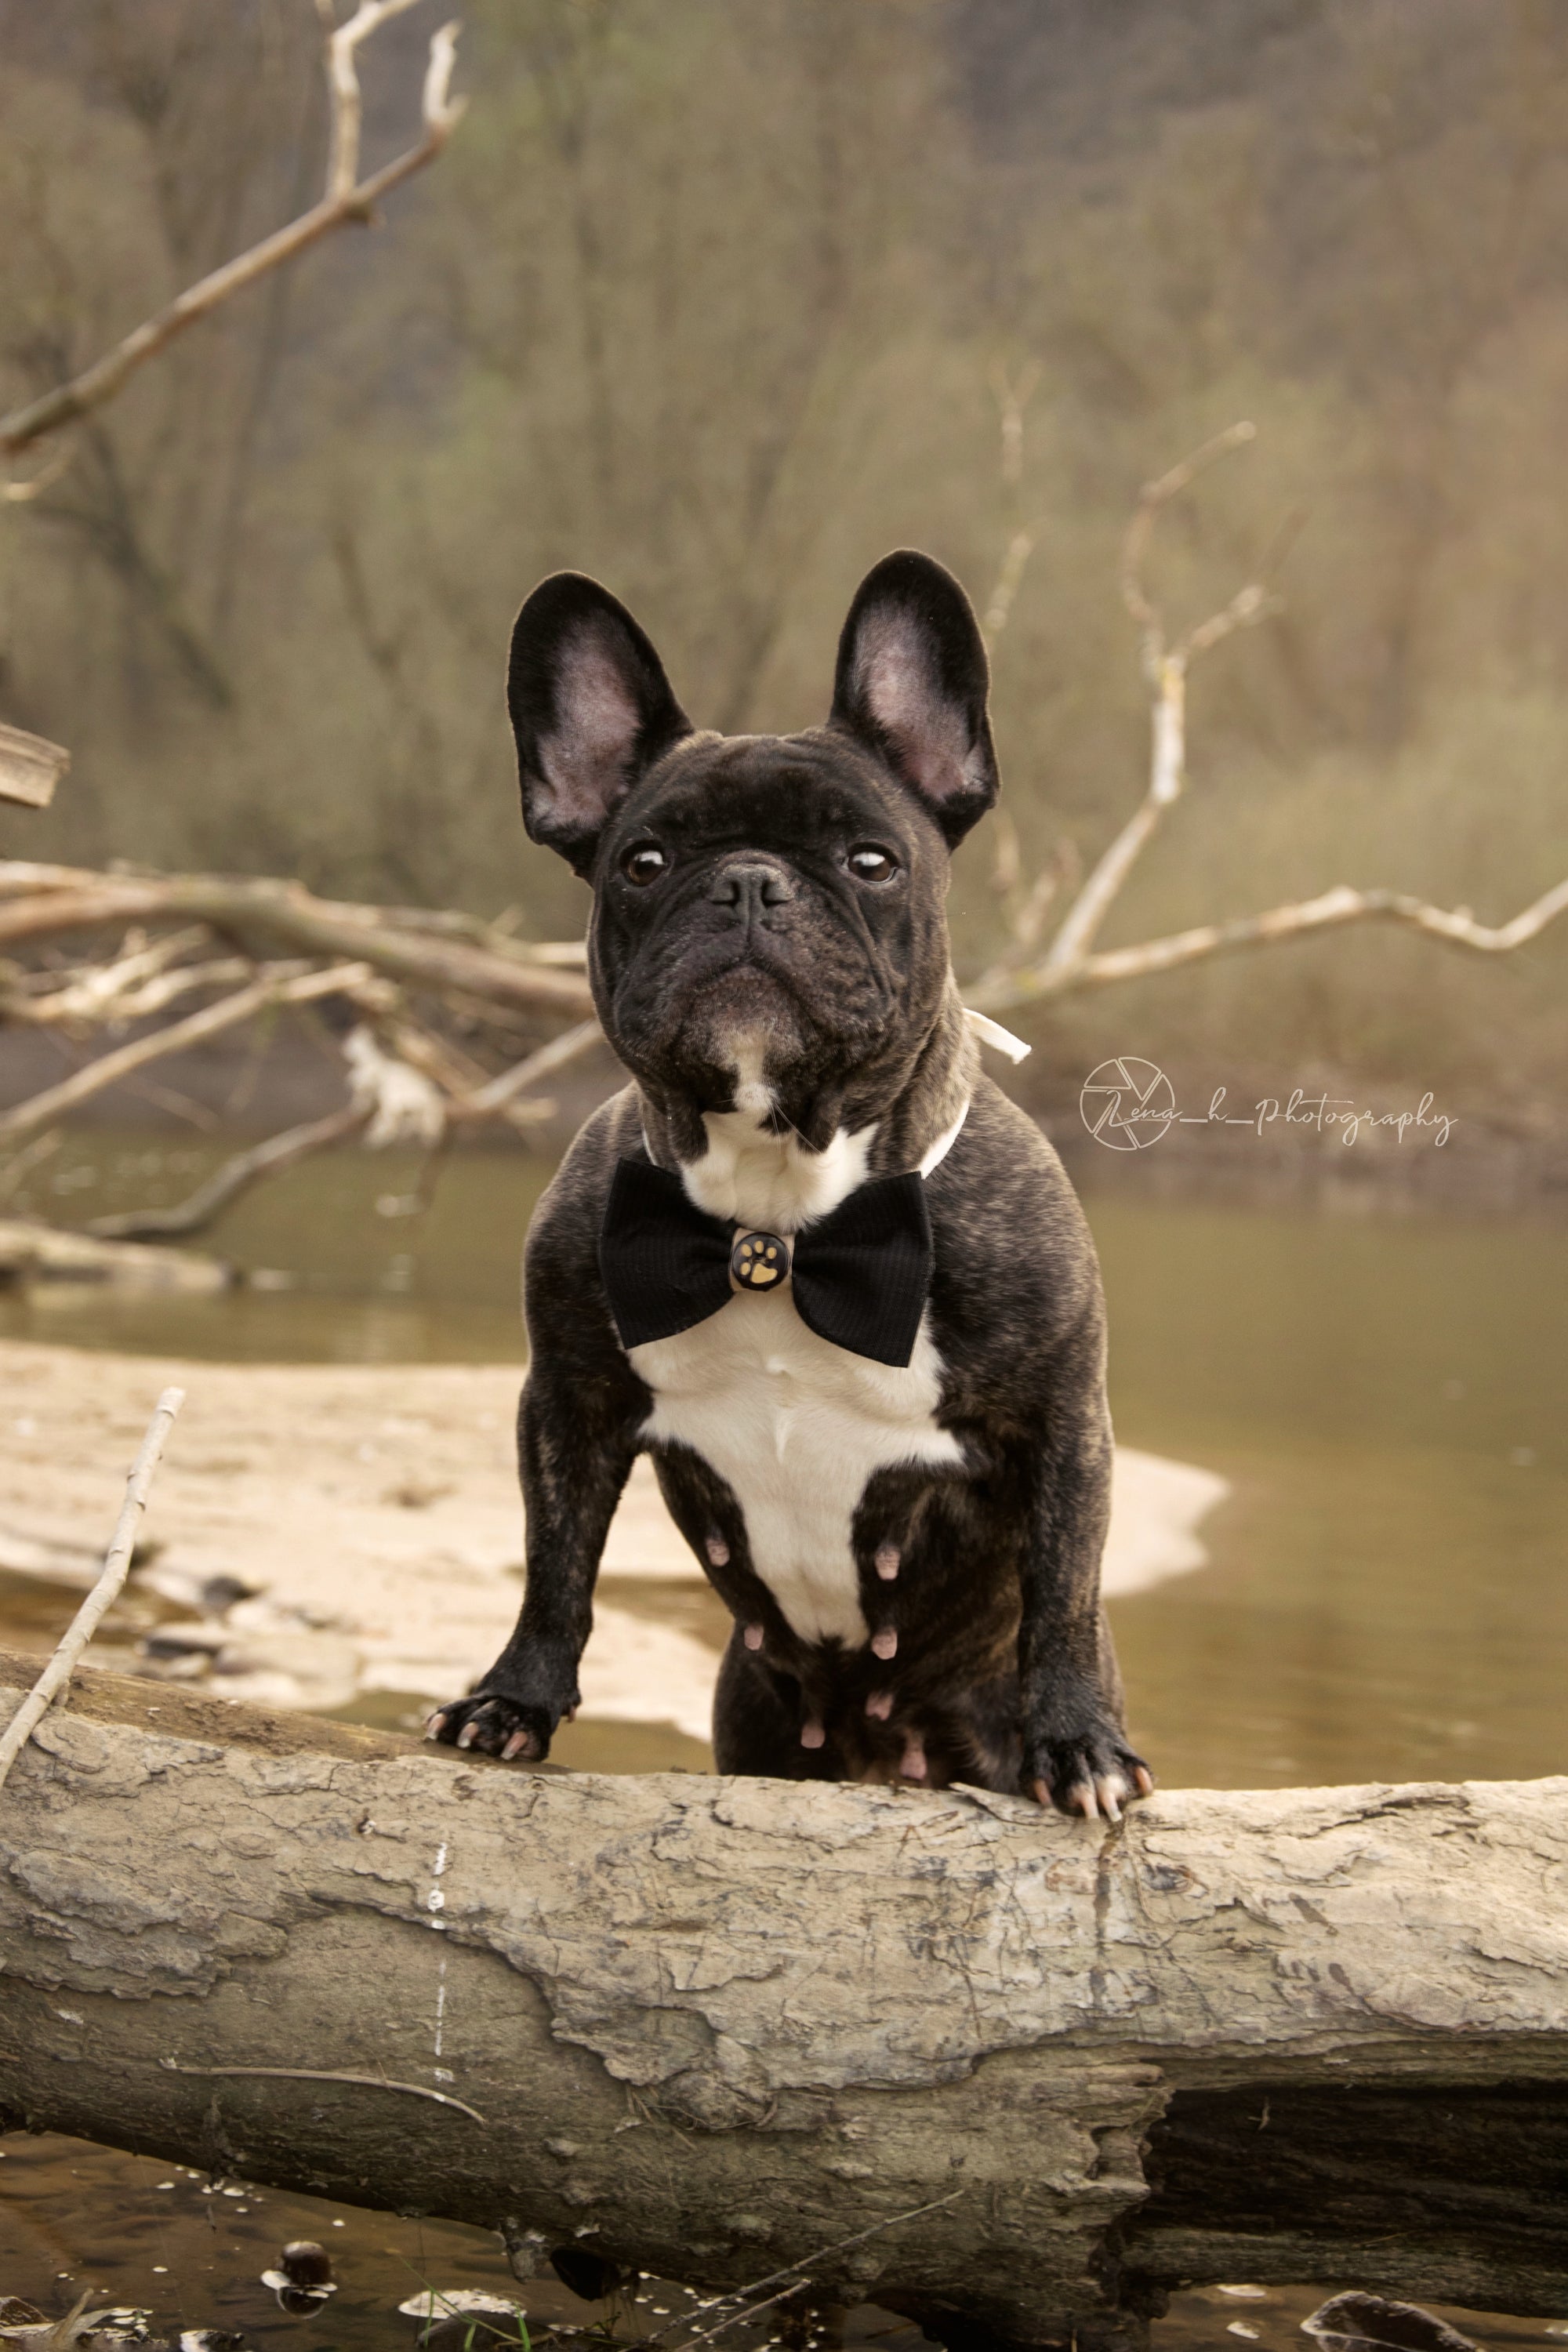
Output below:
[2,0,1564,1120]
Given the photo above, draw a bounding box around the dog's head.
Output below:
[506,552,998,1151]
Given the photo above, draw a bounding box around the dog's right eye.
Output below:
[622,844,668,886]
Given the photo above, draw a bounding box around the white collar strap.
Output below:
[964,1007,1031,1063]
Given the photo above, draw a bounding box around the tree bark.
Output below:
[1,1650,1565,2348]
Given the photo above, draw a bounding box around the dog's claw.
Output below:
[866,1689,894,1721]
[426,1690,556,1762]
[800,1719,826,1750]
[1028,1730,1152,1820]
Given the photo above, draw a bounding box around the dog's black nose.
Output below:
[708,859,796,919]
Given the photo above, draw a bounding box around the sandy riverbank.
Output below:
[0,1339,1226,1752]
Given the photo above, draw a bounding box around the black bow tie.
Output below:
[598,1156,934,1368]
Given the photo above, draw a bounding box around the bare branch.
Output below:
[0,866,594,1018]
[982,528,1036,642]
[979,363,1041,644]
[87,1105,372,1243]
[0,445,74,506]
[2,933,253,1028]
[456,1016,605,1119]
[995,423,1277,995]
[0,724,71,811]
[1120,419,1258,641]
[969,876,1568,1011]
[970,422,1566,1015]
[78,1016,600,1249]
[0,8,466,462]
[0,961,377,1148]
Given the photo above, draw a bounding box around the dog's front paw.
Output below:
[425,1690,561,1762]
[1025,1725,1154,1822]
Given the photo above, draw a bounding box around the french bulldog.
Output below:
[426,551,1152,1818]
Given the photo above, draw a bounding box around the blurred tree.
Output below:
[0,0,1563,1105]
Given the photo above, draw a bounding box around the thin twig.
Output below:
[157,2057,486,2125]
[458,1017,605,1116]
[1120,419,1258,637]
[0,1388,183,1791]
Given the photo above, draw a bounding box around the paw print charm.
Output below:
[730,1228,791,1290]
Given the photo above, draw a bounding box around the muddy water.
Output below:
[2,2131,1563,2352]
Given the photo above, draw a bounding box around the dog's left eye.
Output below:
[847,844,897,884]
[622,844,669,886]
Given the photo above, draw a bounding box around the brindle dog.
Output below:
[426,552,1152,1818]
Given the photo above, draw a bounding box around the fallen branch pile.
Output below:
[2,1651,1566,2347]
[0,860,601,1241]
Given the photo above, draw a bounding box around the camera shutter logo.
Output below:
[1080,1057,1175,1149]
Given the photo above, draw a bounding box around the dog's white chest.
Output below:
[630,1290,961,1646]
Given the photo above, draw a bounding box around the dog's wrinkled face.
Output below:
[506,553,1000,1148]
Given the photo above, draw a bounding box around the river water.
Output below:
[2,1129,1566,2345]
[3,1129,1563,1789]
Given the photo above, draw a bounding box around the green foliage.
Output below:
[0,0,1564,1098]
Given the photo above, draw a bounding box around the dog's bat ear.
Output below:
[507,574,692,877]
[827,550,999,847]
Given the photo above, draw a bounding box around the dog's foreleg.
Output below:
[426,1363,637,1762]
[1015,1319,1153,1822]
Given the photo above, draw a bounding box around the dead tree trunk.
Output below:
[2,1650,1565,2347]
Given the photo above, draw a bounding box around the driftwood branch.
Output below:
[0,865,594,1017]
[2,1654,1566,2343]
[0,1395,182,1788]
[0,4,466,463]
[969,423,1568,1013]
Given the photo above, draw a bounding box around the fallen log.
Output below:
[1,1650,1565,2348]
